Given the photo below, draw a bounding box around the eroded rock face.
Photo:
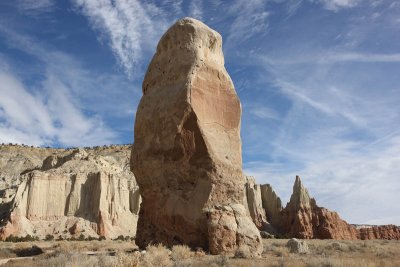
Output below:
[131,17,262,255]
[244,176,267,230]
[260,184,282,230]
[279,176,359,239]
[357,225,400,240]
[0,145,140,240]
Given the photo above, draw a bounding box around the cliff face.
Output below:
[0,145,140,240]
[2,144,398,241]
[357,225,400,240]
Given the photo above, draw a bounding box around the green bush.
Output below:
[5,235,39,242]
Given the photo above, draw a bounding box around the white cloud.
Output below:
[263,52,400,65]
[0,25,135,147]
[225,0,269,45]
[245,132,400,225]
[315,0,361,11]
[189,0,203,20]
[0,25,139,122]
[73,0,171,78]
[0,70,116,147]
[16,0,54,14]
[249,106,280,120]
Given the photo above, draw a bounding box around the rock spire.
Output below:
[131,17,262,256]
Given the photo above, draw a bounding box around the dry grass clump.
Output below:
[171,244,192,261]
[209,254,230,267]
[112,252,140,267]
[263,241,290,257]
[142,244,172,267]
[34,252,99,267]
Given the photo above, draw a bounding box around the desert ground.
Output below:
[0,238,399,267]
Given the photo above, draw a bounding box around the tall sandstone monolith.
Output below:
[131,18,262,256]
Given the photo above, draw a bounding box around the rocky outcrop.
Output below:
[131,17,262,256]
[260,184,282,229]
[244,176,267,229]
[278,176,359,239]
[357,225,400,240]
[0,145,140,240]
[249,176,400,240]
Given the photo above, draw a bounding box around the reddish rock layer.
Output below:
[358,225,400,240]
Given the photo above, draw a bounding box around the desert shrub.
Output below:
[36,253,99,267]
[114,235,125,241]
[114,252,140,267]
[142,244,172,267]
[85,236,97,241]
[234,246,251,259]
[45,234,54,241]
[328,242,349,252]
[307,257,337,267]
[98,235,106,241]
[209,254,229,267]
[78,234,85,241]
[5,235,38,242]
[171,244,192,261]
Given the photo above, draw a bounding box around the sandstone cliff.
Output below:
[356,224,400,240]
[0,144,140,240]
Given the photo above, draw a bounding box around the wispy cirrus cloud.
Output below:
[73,0,173,78]
[249,106,280,120]
[313,0,361,11]
[0,70,117,146]
[16,0,54,14]
[0,25,137,147]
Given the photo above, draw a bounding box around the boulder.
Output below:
[286,238,309,254]
[131,17,262,255]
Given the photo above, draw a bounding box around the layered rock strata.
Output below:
[131,17,262,255]
[356,225,400,240]
[0,145,140,240]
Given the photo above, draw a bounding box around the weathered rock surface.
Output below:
[0,144,140,240]
[286,238,309,254]
[260,184,282,231]
[279,176,359,239]
[244,176,267,229]
[356,225,400,240]
[246,175,400,240]
[131,17,262,255]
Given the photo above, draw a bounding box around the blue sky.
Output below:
[1,0,399,225]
